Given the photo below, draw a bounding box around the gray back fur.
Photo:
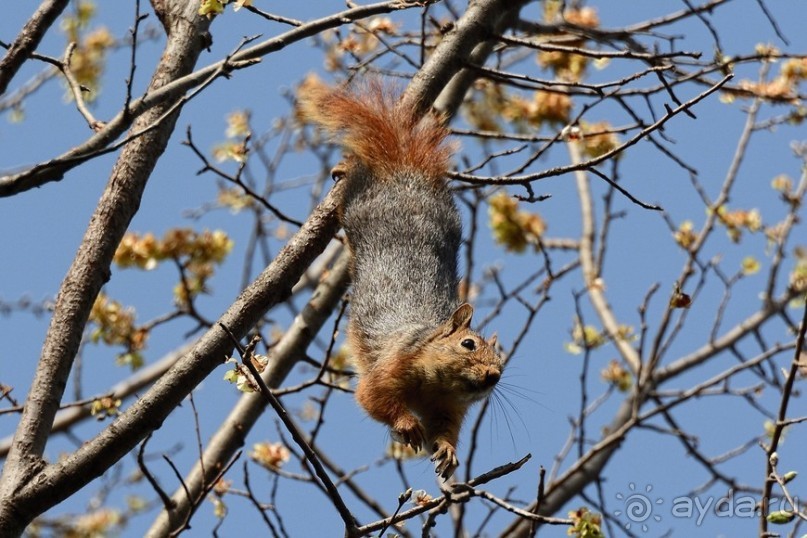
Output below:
[341,168,461,346]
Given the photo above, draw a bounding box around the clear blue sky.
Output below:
[1,1,806,536]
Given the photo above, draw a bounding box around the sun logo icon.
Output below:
[614,483,663,532]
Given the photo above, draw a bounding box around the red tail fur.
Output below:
[297,76,455,182]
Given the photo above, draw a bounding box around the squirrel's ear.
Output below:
[487,333,498,348]
[433,303,473,339]
[447,303,474,333]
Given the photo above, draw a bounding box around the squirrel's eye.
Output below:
[460,338,476,351]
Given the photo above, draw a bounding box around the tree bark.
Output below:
[0,0,69,95]
[0,1,211,534]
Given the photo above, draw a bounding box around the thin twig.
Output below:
[218,324,360,536]
[137,433,175,511]
[760,303,807,533]
[60,42,104,131]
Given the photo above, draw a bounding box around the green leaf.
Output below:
[767,510,795,524]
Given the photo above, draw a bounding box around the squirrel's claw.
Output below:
[391,416,425,452]
[430,440,458,480]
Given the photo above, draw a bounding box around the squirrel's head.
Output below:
[422,303,504,403]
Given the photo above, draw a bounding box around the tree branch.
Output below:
[0,0,69,95]
[0,2,213,533]
[0,0,422,198]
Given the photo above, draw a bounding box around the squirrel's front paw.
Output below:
[391,415,425,452]
[430,439,459,480]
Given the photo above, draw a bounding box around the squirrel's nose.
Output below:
[481,369,501,388]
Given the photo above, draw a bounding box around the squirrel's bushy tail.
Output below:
[297,76,454,182]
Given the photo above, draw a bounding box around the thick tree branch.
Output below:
[0,0,69,95]
[0,344,190,459]
[3,182,343,534]
[0,1,212,534]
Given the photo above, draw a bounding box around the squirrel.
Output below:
[298,78,503,479]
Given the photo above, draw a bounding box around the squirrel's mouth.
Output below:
[464,369,501,399]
